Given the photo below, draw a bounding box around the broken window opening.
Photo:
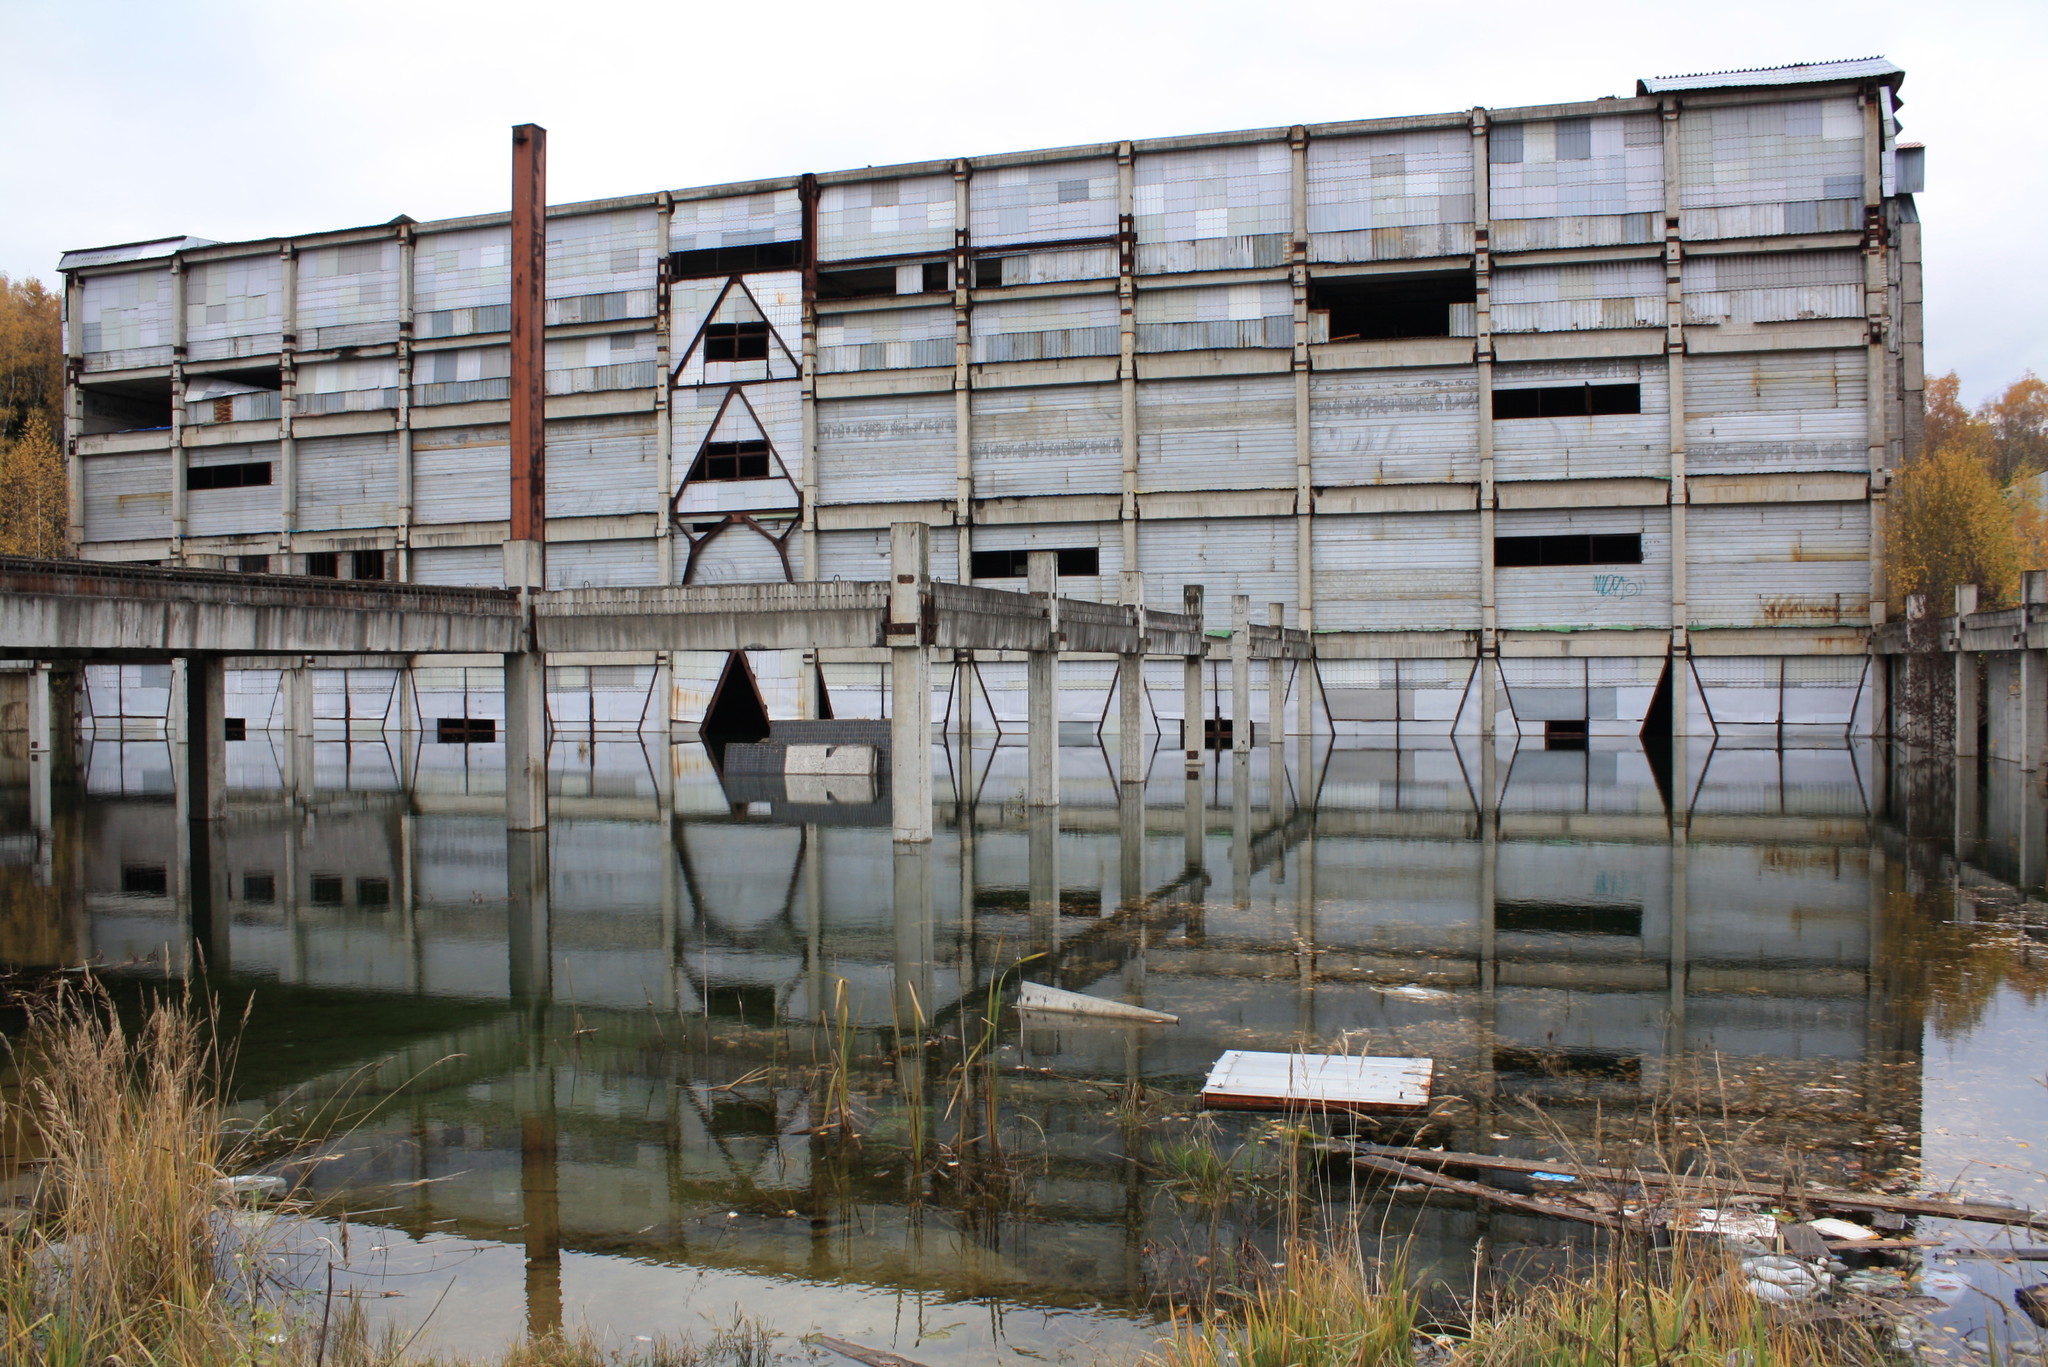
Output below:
[703,321,770,362]
[304,552,340,578]
[1494,533,1643,568]
[1543,718,1589,750]
[186,461,272,492]
[973,257,1008,289]
[690,440,773,482]
[969,547,1100,579]
[1493,383,1640,419]
[816,266,898,300]
[122,864,168,895]
[242,873,275,903]
[1308,271,1475,341]
[237,554,271,574]
[667,242,803,279]
[922,261,951,292]
[222,717,247,742]
[436,717,497,744]
[350,549,386,581]
[309,875,344,906]
[1496,900,1644,937]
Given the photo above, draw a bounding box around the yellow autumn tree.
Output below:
[1888,374,2019,612]
[0,273,67,557]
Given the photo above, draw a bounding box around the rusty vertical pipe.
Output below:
[509,124,548,566]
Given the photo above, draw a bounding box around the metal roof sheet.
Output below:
[58,236,218,271]
[1637,57,1903,95]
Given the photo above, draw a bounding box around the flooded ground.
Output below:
[1,730,2044,1362]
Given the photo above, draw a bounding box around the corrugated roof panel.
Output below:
[1637,57,1902,95]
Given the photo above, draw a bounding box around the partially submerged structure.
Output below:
[55,57,1921,740]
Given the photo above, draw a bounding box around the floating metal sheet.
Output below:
[1201,1049,1432,1115]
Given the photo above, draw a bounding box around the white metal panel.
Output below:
[546,539,659,589]
[547,208,659,299]
[409,546,503,586]
[991,248,1118,285]
[1135,283,1292,353]
[80,268,173,370]
[412,227,509,315]
[817,305,953,374]
[1492,260,1664,332]
[817,176,954,260]
[1677,98,1865,240]
[815,393,956,505]
[81,450,172,542]
[966,521,1121,600]
[1137,375,1294,492]
[1495,506,1672,630]
[1681,251,1863,324]
[1135,142,1291,272]
[298,240,401,348]
[970,384,1122,498]
[669,189,803,253]
[682,524,793,585]
[297,433,400,531]
[1307,128,1475,263]
[1684,350,1867,474]
[1310,368,1479,485]
[970,294,1119,363]
[1201,1050,1432,1113]
[1687,502,1870,628]
[1139,517,1295,630]
[816,527,959,584]
[184,255,283,359]
[1489,114,1663,223]
[1493,359,1668,482]
[1312,511,1481,631]
[547,414,659,516]
[296,358,401,415]
[970,159,1118,246]
[412,426,509,525]
[186,441,282,537]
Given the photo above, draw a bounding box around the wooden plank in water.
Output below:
[1200,1049,1432,1115]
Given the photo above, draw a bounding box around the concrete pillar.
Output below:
[504,650,548,831]
[1268,602,1287,740]
[1230,753,1251,906]
[284,659,315,800]
[650,652,673,735]
[890,523,934,842]
[2023,573,2048,772]
[506,828,551,1000]
[1956,584,1979,758]
[27,664,53,836]
[1183,585,1204,777]
[1118,570,1146,785]
[1028,806,1059,955]
[1230,595,1251,755]
[190,819,231,975]
[168,657,189,744]
[1182,770,1203,872]
[185,654,227,822]
[1027,550,1059,808]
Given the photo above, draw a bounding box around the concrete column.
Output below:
[1118,571,1146,785]
[504,650,548,832]
[1267,602,1287,740]
[650,652,673,735]
[1183,584,1204,777]
[1028,806,1059,955]
[1956,584,1979,757]
[27,664,53,836]
[1183,770,1203,872]
[2023,573,2048,772]
[284,660,315,801]
[1230,754,1251,906]
[1230,595,1251,755]
[1027,550,1059,807]
[890,523,934,842]
[185,654,227,822]
[506,828,551,1000]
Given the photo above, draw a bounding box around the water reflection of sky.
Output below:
[3,733,2044,1361]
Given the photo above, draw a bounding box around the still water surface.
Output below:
[1,733,2043,1361]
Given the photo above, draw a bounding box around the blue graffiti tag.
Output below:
[1592,575,1643,597]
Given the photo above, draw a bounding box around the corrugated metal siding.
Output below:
[186,442,281,537]
[1135,143,1291,274]
[970,384,1122,498]
[412,346,511,407]
[413,227,508,317]
[297,433,400,531]
[815,394,956,504]
[298,241,401,349]
[1492,358,1669,482]
[184,256,283,359]
[409,546,504,586]
[546,538,659,589]
[1687,502,1870,628]
[970,294,1119,363]
[1488,113,1662,253]
[80,269,173,370]
[1491,261,1664,332]
[1135,283,1291,353]
[817,305,953,374]
[990,248,1117,285]
[1307,129,1475,263]
[1495,506,1672,630]
[684,525,793,584]
[1137,375,1295,491]
[670,189,803,253]
[1310,368,1479,485]
[81,450,172,541]
[970,159,1118,246]
[547,208,659,299]
[1312,511,1481,631]
[1677,98,1865,240]
[967,521,1122,601]
[1681,251,1863,324]
[1685,349,1867,474]
[1139,517,1295,630]
[547,414,659,516]
[818,176,955,261]
[412,426,509,524]
[296,358,400,415]
[816,527,960,584]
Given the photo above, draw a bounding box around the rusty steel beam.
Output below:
[509,123,548,556]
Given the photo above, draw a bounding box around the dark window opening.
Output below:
[973,257,1008,289]
[80,383,174,434]
[921,261,951,292]
[1496,900,1644,937]
[121,864,168,895]
[356,877,391,908]
[1493,383,1640,419]
[305,552,339,578]
[242,873,275,903]
[969,547,1100,579]
[222,717,246,742]
[1493,1046,1641,1080]
[350,549,386,581]
[1543,718,1588,750]
[691,440,772,482]
[816,266,898,300]
[187,461,272,491]
[703,320,770,362]
[1309,271,1475,341]
[1495,533,1642,568]
[309,875,344,906]
[1203,717,1235,750]
[702,651,772,759]
[436,717,496,744]
[666,241,803,279]
[237,554,271,573]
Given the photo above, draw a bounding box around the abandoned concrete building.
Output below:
[55,56,1921,744]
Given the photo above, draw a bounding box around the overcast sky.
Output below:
[4,0,2040,403]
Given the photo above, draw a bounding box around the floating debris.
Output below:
[1202,1050,1433,1116]
[1017,981,1178,1024]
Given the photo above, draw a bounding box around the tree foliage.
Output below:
[0,273,66,557]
